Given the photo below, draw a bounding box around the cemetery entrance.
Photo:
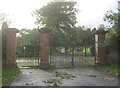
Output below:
[16,28,96,68]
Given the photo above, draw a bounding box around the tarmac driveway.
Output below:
[10,67,119,86]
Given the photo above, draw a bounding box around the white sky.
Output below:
[0,0,118,29]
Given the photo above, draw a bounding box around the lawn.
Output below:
[83,59,95,65]
[51,47,92,56]
[17,61,39,67]
[2,67,20,86]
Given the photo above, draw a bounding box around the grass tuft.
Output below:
[95,64,120,75]
[2,67,20,86]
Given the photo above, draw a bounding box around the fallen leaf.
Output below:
[55,71,76,79]
[25,81,34,85]
[89,74,96,77]
[103,77,114,80]
[42,79,60,86]
[116,73,118,76]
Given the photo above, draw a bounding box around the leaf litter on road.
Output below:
[89,74,97,77]
[25,81,34,85]
[103,77,114,80]
[42,79,61,86]
[42,71,76,86]
[55,71,76,79]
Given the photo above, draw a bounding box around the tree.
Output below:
[104,10,119,37]
[16,29,40,57]
[103,10,119,53]
[33,1,78,48]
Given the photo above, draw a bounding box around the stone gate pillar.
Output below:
[95,30,107,64]
[39,28,49,69]
[4,28,18,68]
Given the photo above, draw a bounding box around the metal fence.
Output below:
[49,46,95,68]
[16,46,95,68]
[49,54,94,68]
[16,57,40,67]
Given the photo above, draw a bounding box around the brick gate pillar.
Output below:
[39,28,49,69]
[95,30,107,64]
[4,28,18,67]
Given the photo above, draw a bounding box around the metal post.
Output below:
[71,50,74,66]
[23,46,26,66]
[50,47,52,65]
[37,40,39,66]
[24,46,26,57]
[85,38,86,57]
[71,42,75,66]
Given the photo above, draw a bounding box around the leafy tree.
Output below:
[16,29,40,57]
[17,29,31,46]
[75,26,94,47]
[33,1,78,48]
[103,10,119,53]
[104,10,119,37]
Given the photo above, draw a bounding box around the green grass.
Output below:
[83,47,91,54]
[51,47,92,56]
[17,61,39,67]
[17,62,56,69]
[83,59,94,65]
[95,64,120,75]
[2,67,20,86]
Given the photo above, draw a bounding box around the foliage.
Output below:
[33,1,78,31]
[2,67,20,86]
[104,10,119,36]
[17,61,39,67]
[16,29,40,57]
[16,45,39,57]
[82,47,91,54]
[96,65,120,76]
[17,28,39,46]
[32,1,96,57]
[76,26,94,46]
[103,10,119,53]
[33,1,78,48]
[105,32,118,53]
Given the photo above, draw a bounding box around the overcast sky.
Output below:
[0,0,118,29]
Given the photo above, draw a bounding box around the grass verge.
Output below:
[17,61,39,67]
[2,67,20,86]
[95,64,120,75]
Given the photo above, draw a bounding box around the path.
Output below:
[11,67,119,86]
